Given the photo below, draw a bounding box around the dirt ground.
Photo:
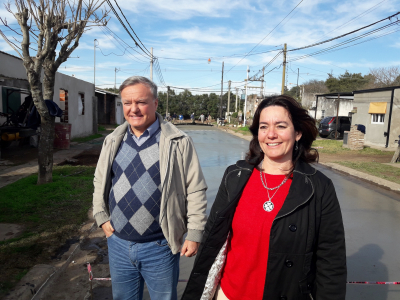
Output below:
[318,152,393,163]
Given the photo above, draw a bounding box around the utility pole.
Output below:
[296,68,299,100]
[94,39,97,86]
[261,66,265,98]
[235,88,239,112]
[219,61,224,119]
[335,94,340,139]
[166,86,170,117]
[244,65,249,126]
[281,43,287,95]
[114,67,120,91]
[150,47,153,81]
[227,80,231,119]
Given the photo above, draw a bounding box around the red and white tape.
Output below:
[87,263,112,281]
[347,281,400,285]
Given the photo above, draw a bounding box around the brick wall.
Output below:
[347,125,364,150]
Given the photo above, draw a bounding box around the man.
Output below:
[200,114,205,124]
[93,76,207,300]
[190,112,194,123]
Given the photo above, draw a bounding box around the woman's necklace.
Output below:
[259,161,289,212]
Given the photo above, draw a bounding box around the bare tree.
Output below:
[303,79,329,94]
[0,0,108,184]
[368,66,400,88]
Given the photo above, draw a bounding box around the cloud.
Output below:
[117,0,246,20]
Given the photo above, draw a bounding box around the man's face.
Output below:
[121,83,158,136]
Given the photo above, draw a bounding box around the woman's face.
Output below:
[258,105,302,164]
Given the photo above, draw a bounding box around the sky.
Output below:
[1,0,400,96]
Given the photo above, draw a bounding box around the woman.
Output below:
[182,95,346,300]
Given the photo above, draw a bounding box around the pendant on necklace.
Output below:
[263,201,274,212]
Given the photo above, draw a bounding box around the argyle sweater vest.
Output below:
[108,127,163,242]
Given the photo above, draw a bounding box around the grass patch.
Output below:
[0,165,95,296]
[97,125,106,132]
[313,139,394,156]
[230,126,252,135]
[72,133,103,143]
[335,161,400,185]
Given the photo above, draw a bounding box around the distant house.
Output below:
[307,92,354,119]
[352,86,400,148]
[95,88,123,125]
[0,50,96,138]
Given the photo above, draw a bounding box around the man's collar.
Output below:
[128,117,160,138]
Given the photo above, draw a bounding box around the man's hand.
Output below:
[101,221,115,238]
[180,240,200,257]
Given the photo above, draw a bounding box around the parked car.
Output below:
[318,116,351,139]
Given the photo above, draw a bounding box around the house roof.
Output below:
[0,50,22,61]
[353,85,400,94]
[95,88,119,96]
[317,92,354,97]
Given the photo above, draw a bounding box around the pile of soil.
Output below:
[58,148,101,167]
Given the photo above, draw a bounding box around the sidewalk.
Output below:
[0,136,104,189]
[220,127,400,192]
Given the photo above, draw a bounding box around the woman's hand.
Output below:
[101,221,115,238]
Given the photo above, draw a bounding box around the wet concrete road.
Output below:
[141,126,400,300]
[316,165,400,300]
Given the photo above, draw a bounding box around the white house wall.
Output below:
[352,89,400,147]
[309,97,353,119]
[0,51,94,138]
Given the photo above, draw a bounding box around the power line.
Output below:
[287,19,400,62]
[288,11,400,52]
[312,0,387,44]
[111,0,152,56]
[156,48,281,61]
[105,0,151,58]
[226,0,304,74]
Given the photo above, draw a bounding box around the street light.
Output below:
[94,39,97,87]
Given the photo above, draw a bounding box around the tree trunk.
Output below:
[36,69,57,185]
[37,114,55,184]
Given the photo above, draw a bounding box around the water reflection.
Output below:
[183,130,249,215]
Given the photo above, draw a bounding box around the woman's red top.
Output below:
[220,168,292,300]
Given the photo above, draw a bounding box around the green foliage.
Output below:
[284,85,301,101]
[312,140,394,156]
[232,112,238,118]
[335,161,400,185]
[97,125,106,132]
[325,71,370,93]
[0,166,95,227]
[104,87,119,94]
[0,166,96,296]
[157,89,240,119]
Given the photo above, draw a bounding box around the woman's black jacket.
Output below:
[182,160,346,300]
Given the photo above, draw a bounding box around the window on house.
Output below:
[371,114,385,124]
[78,93,84,115]
[59,89,68,123]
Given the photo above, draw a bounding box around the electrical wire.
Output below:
[288,11,400,52]
[288,19,400,62]
[105,0,151,58]
[225,0,305,74]
[111,0,152,56]
[312,0,387,44]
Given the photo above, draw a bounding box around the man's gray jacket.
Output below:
[93,113,208,254]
